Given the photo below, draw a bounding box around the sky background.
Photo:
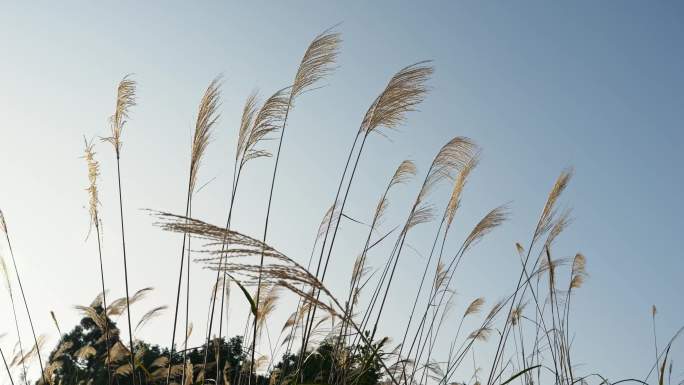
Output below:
[1,1,683,383]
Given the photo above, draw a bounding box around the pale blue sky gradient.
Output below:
[0,1,682,383]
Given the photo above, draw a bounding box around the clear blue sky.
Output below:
[0,1,682,382]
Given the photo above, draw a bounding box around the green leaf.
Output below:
[659,345,671,385]
[501,365,541,385]
[227,273,257,316]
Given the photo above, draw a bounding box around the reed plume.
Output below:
[104,75,137,155]
[189,77,221,193]
[466,298,486,318]
[534,168,574,242]
[135,306,168,333]
[569,253,587,290]
[462,205,510,253]
[445,154,479,231]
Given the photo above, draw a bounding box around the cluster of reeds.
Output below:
[0,27,680,385]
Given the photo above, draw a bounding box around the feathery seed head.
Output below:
[535,168,573,241]
[362,62,433,136]
[464,297,486,317]
[104,75,137,154]
[445,153,480,230]
[463,205,509,252]
[291,28,341,99]
[190,76,222,193]
[570,253,588,289]
[82,138,101,231]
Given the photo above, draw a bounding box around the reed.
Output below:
[0,344,14,385]
[202,86,287,385]
[166,76,221,385]
[0,251,28,385]
[486,169,573,385]
[0,210,46,384]
[300,61,434,374]
[83,138,113,385]
[102,74,138,385]
[394,151,479,375]
[253,27,340,381]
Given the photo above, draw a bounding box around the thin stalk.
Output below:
[216,268,230,385]
[355,147,445,352]
[0,347,14,385]
[305,275,401,385]
[257,38,342,361]
[400,218,452,379]
[213,172,241,384]
[2,217,46,384]
[652,308,659,377]
[505,247,560,382]
[409,238,482,384]
[362,160,439,346]
[487,234,536,385]
[165,185,192,385]
[296,131,361,375]
[182,212,192,385]
[114,153,137,385]
[333,179,399,384]
[488,170,573,384]
[368,222,411,342]
[395,216,446,364]
[4,274,28,385]
[253,99,293,382]
[94,218,113,385]
[299,132,366,363]
[488,243,563,385]
[203,163,241,385]
[405,249,463,385]
[278,206,336,385]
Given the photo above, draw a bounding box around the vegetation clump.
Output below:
[0,27,680,385]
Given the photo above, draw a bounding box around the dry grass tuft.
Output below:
[291,28,341,100]
[464,297,486,317]
[445,153,479,230]
[104,75,137,154]
[570,253,587,289]
[535,168,573,242]
[361,62,434,137]
[135,306,168,333]
[463,205,510,252]
[83,138,101,230]
[190,77,222,193]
